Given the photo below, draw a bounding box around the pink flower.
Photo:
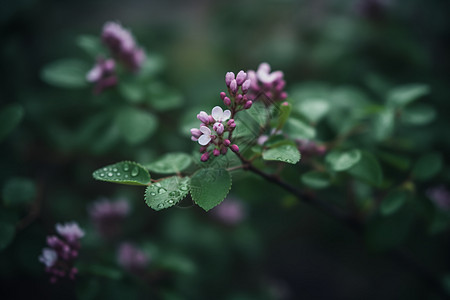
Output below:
[56,222,85,243]
[117,243,149,273]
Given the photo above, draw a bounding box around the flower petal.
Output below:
[200,126,211,135]
[211,106,224,121]
[198,134,211,146]
[222,110,231,121]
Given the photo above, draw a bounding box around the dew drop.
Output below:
[123,163,130,171]
[150,192,156,196]
[108,172,113,177]
[124,174,129,178]
[99,173,105,177]
[157,203,164,208]
[116,172,121,176]
[180,186,188,191]
[112,168,118,172]
[158,188,167,194]
[131,167,139,177]
[168,200,174,204]
[156,183,161,187]
[103,168,108,171]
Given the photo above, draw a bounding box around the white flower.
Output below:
[256,62,283,84]
[211,106,231,123]
[56,222,85,242]
[39,248,58,267]
[198,126,212,146]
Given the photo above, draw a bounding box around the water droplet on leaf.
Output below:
[131,167,139,177]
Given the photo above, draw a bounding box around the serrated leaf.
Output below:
[301,171,331,189]
[116,107,157,145]
[0,104,24,141]
[93,161,151,186]
[295,98,330,123]
[190,168,231,211]
[262,142,301,164]
[412,152,443,181]
[348,151,383,186]
[2,177,36,206]
[145,177,190,211]
[387,84,429,107]
[380,190,408,216]
[41,59,90,88]
[285,118,316,140]
[145,153,192,174]
[326,149,361,172]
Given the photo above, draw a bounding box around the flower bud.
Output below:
[223,139,231,147]
[235,94,243,104]
[208,115,215,124]
[242,79,251,93]
[213,149,220,156]
[225,72,235,87]
[213,122,224,135]
[190,128,202,138]
[279,92,288,100]
[244,100,253,109]
[223,97,231,106]
[220,92,226,100]
[199,146,208,153]
[236,70,247,85]
[221,147,228,155]
[201,152,210,162]
[230,144,239,153]
[230,79,238,94]
[227,119,235,126]
[197,111,210,123]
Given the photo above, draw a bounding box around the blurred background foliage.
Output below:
[1,0,450,299]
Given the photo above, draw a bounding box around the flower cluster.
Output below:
[86,21,146,94]
[117,242,150,275]
[427,185,450,211]
[88,198,130,240]
[247,62,287,104]
[86,57,117,94]
[38,222,84,283]
[191,70,253,162]
[211,198,246,226]
[102,21,146,72]
[296,139,327,159]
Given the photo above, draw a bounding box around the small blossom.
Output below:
[248,62,287,104]
[225,72,235,87]
[230,144,239,153]
[198,126,212,146]
[118,243,149,274]
[39,248,58,268]
[242,79,251,93]
[211,106,231,123]
[235,70,247,86]
[191,128,202,141]
[223,139,231,147]
[197,111,210,124]
[211,198,246,225]
[56,222,85,243]
[213,149,220,156]
[88,198,130,240]
[223,97,231,106]
[230,79,238,94]
[213,122,225,135]
[201,152,210,162]
[86,57,117,94]
[256,62,283,84]
[427,186,450,211]
[244,100,253,109]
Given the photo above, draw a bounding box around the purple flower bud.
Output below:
[236,94,243,104]
[275,80,286,92]
[228,122,236,129]
[279,92,288,100]
[201,152,210,162]
[244,100,253,109]
[230,144,239,153]
[208,115,215,124]
[213,149,220,156]
[223,97,231,106]
[213,122,225,135]
[282,101,289,106]
[223,139,231,147]
[227,119,235,126]
[220,92,226,100]
[242,79,251,93]
[221,147,228,155]
[230,79,238,94]
[236,70,247,85]
[225,72,235,87]
[190,128,202,138]
[197,111,210,123]
[117,243,149,274]
[199,146,208,153]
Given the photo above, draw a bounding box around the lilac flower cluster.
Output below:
[117,242,150,275]
[296,139,327,159]
[211,198,246,226]
[86,21,146,94]
[102,21,146,72]
[88,198,130,240]
[39,222,84,283]
[247,62,287,104]
[427,185,450,211]
[191,70,253,162]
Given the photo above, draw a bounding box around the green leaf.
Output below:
[147,83,183,111]
[377,150,411,171]
[387,84,429,107]
[295,98,330,123]
[145,177,190,211]
[93,161,151,186]
[0,221,15,251]
[401,104,436,126]
[275,102,291,131]
[348,151,383,186]
[41,59,90,88]
[2,177,36,206]
[262,142,301,164]
[76,35,103,57]
[301,171,331,189]
[412,152,443,181]
[0,104,24,141]
[116,107,157,145]
[119,80,145,103]
[380,190,408,216]
[326,149,362,172]
[284,118,316,140]
[190,168,232,211]
[373,108,395,141]
[145,153,192,174]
